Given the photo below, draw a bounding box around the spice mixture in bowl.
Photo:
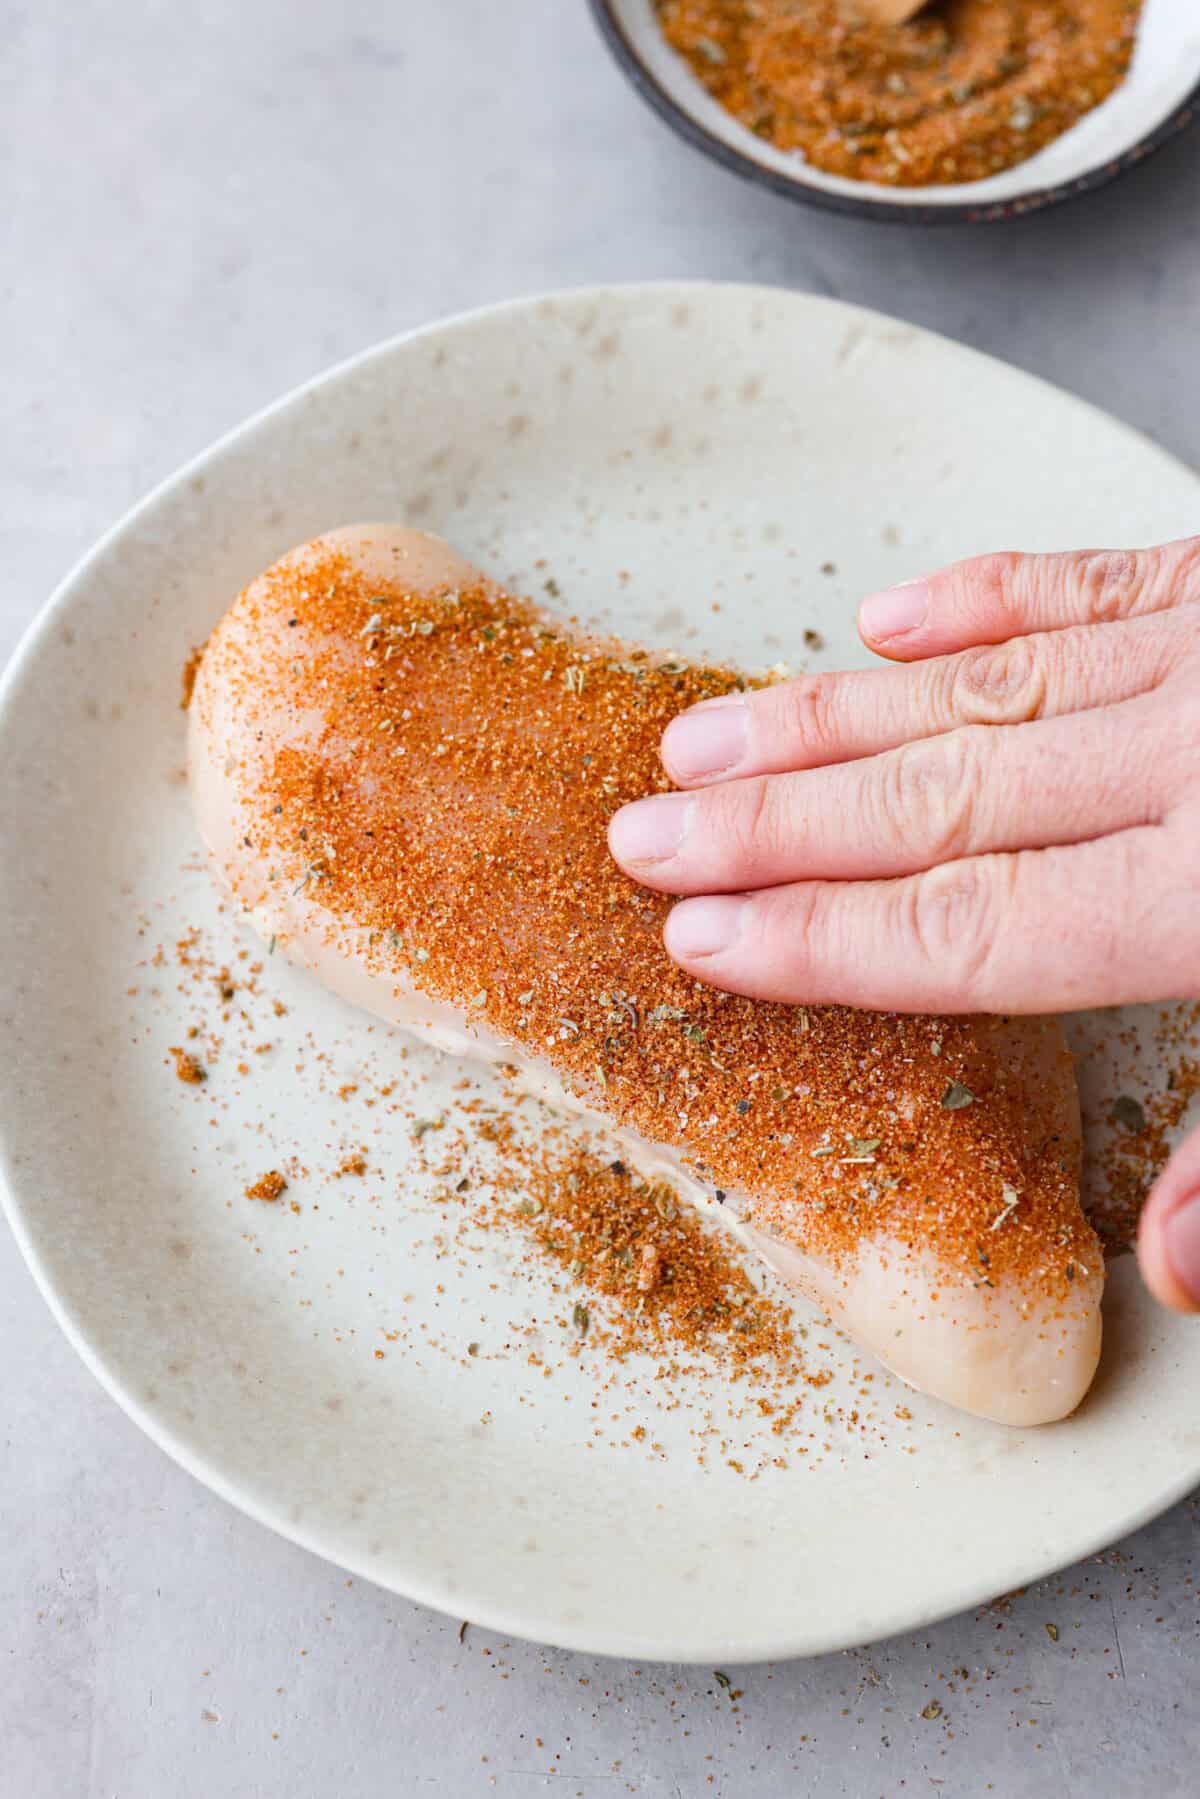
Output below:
[591,0,1200,220]
[656,0,1144,187]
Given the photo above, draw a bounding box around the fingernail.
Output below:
[1164,1193,1200,1304]
[663,698,748,781]
[609,792,692,865]
[665,895,748,960]
[860,578,930,643]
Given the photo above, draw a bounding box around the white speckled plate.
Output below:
[2,285,1199,1663]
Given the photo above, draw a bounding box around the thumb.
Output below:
[1137,1122,1200,1313]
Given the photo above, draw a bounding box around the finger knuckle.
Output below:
[906,860,1005,1004]
[1069,548,1143,623]
[880,728,983,864]
[756,881,821,959]
[950,638,1045,726]
[740,882,826,997]
[774,675,840,758]
[712,776,779,876]
[954,551,1025,630]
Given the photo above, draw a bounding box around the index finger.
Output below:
[661,611,1182,787]
[858,536,1200,662]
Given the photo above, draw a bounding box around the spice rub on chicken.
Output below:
[189,525,1104,1425]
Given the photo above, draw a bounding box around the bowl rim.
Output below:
[588,0,1200,225]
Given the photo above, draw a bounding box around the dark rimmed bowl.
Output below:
[589,0,1200,224]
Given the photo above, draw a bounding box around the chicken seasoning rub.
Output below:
[198,544,1096,1302]
[654,0,1145,186]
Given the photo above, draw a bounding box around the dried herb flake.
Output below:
[941,1081,976,1111]
[1110,1094,1147,1134]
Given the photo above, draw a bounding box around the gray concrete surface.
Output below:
[3,3,1199,1794]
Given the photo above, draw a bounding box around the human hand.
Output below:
[607,537,1200,1312]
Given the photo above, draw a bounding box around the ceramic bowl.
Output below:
[590,0,1200,223]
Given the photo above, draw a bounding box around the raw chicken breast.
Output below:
[189,525,1104,1426]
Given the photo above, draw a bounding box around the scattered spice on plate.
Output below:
[169,1045,207,1084]
[140,913,908,1477]
[654,0,1144,187]
[245,1169,288,1203]
[490,1143,807,1377]
[1110,1093,1147,1135]
[180,644,205,710]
